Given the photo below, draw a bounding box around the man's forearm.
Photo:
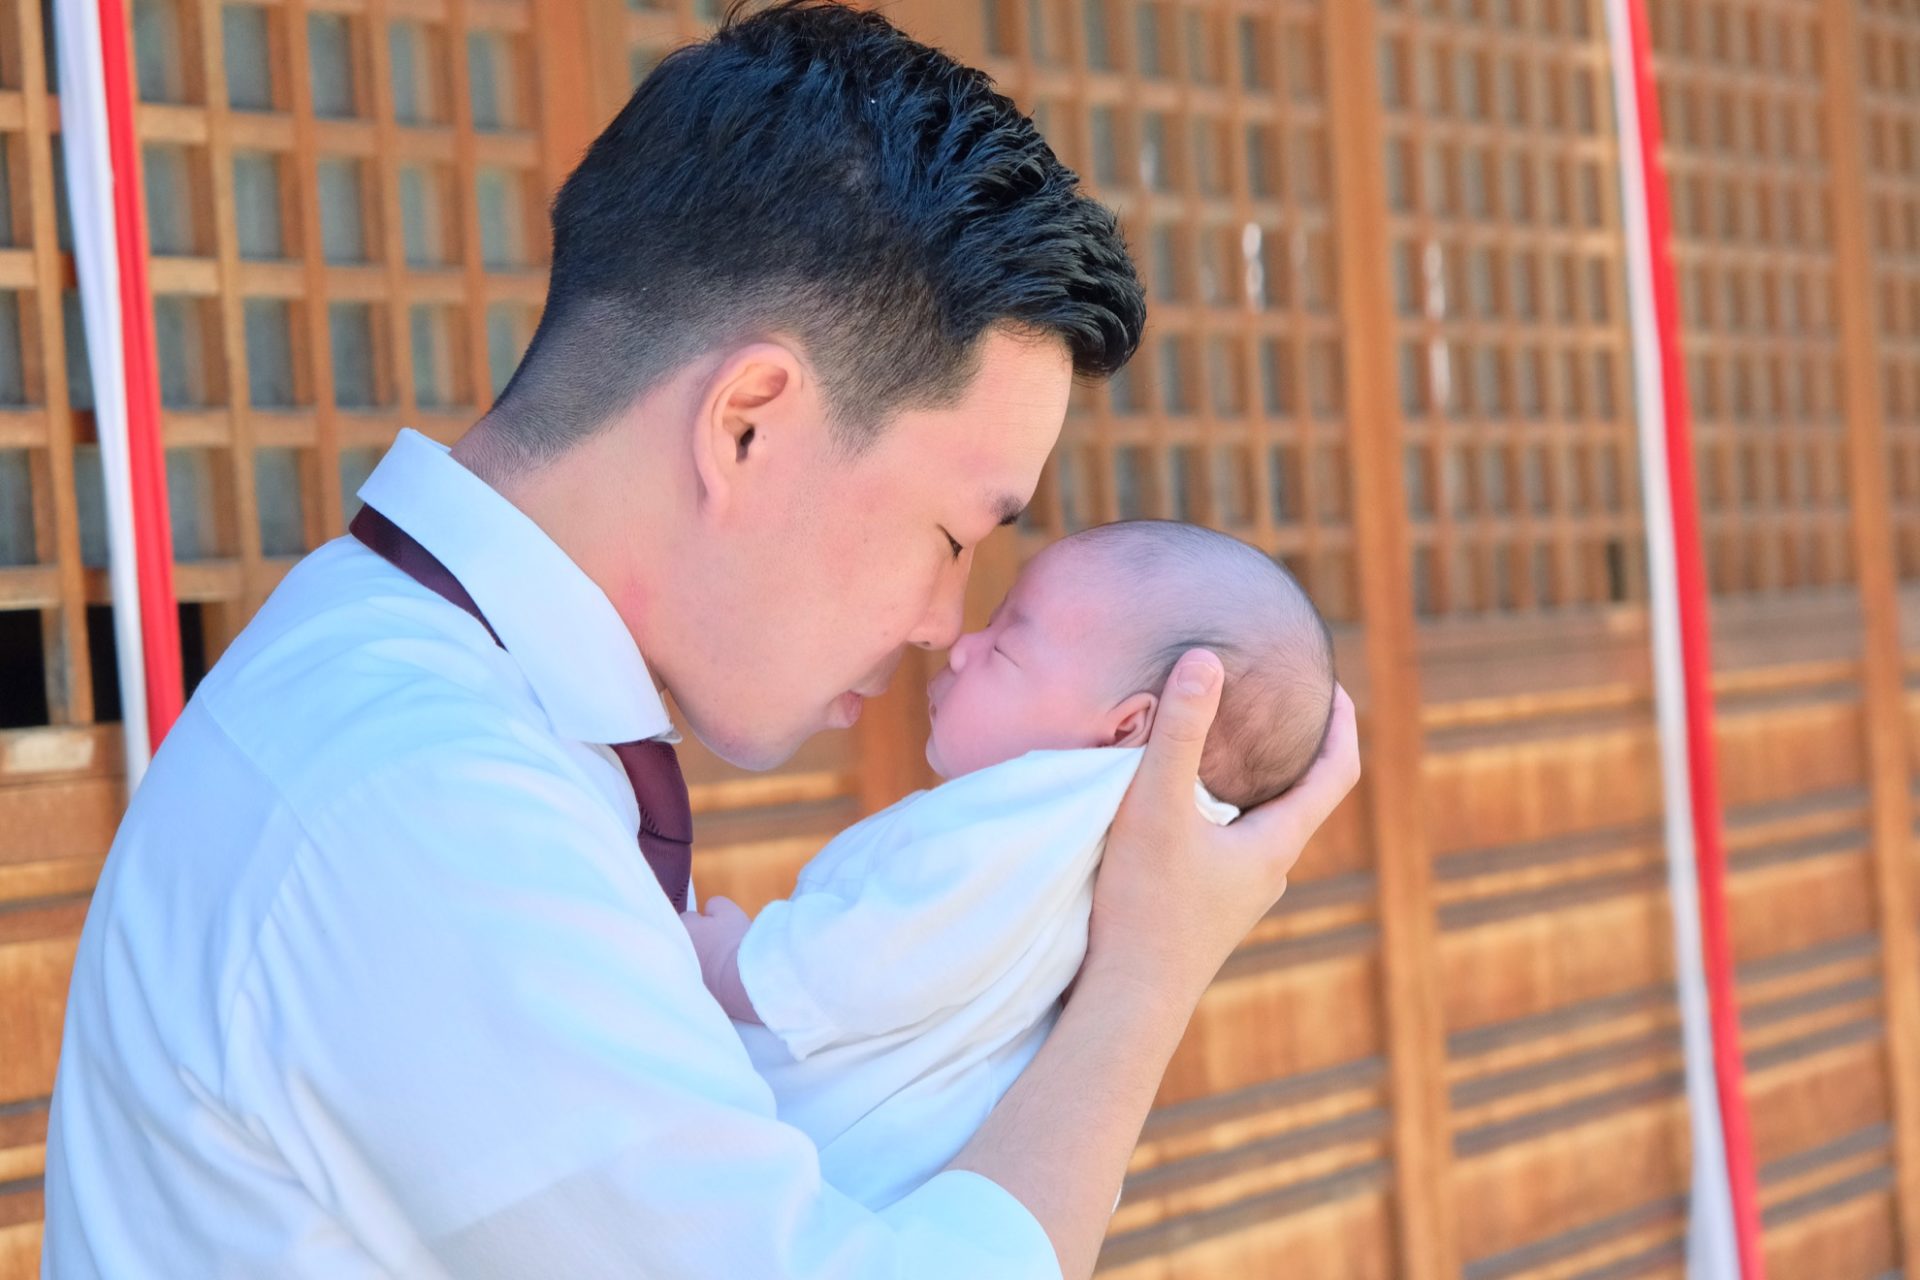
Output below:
[945,961,1199,1280]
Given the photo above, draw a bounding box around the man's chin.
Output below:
[675,706,810,774]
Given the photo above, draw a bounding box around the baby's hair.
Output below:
[1060,521,1336,810]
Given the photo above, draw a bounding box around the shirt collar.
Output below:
[357,428,677,745]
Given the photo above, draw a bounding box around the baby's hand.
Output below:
[680,896,760,1024]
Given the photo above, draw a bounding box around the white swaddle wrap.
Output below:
[733,746,1237,1209]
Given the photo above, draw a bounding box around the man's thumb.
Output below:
[1139,649,1223,792]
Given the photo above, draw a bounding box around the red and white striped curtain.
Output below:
[53,0,183,786]
[1606,0,1764,1275]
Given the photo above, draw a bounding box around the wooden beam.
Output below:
[1323,3,1457,1278]
[194,0,272,654]
[531,0,602,198]
[283,0,348,540]
[15,0,94,728]
[443,0,495,435]
[1817,0,1920,1262]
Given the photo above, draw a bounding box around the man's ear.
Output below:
[691,343,805,516]
[1106,691,1158,748]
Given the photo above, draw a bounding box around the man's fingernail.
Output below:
[1179,658,1220,695]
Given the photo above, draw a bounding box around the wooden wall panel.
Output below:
[0,0,108,1253]
[1,1,1918,1276]
[1374,0,1704,1272]
[1853,0,1920,1253]
[1654,0,1920,1270]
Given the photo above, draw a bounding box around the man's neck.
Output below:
[451,413,676,695]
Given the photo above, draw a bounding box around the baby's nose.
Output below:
[948,631,984,672]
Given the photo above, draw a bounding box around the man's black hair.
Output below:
[488,0,1146,463]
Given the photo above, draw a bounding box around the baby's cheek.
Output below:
[968,706,1047,774]
[930,692,1003,778]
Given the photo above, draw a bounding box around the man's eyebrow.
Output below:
[992,494,1026,526]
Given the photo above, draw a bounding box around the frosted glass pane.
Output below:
[143,144,195,255]
[63,291,92,412]
[1108,361,1139,414]
[486,303,529,400]
[475,168,522,267]
[399,165,451,265]
[223,5,273,110]
[1052,449,1079,530]
[50,139,72,252]
[409,304,451,408]
[329,303,376,407]
[154,296,214,408]
[308,14,356,118]
[317,157,366,263]
[630,47,661,87]
[1158,335,1187,413]
[232,152,283,259]
[338,445,379,526]
[243,298,296,407]
[39,0,60,92]
[134,0,188,103]
[74,445,107,567]
[389,24,424,124]
[1135,4,1164,77]
[466,33,516,130]
[0,292,23,404]
[165,448,216,560]
[0,144,14,245]
[1169,446,1194,521]
[254,448,306,555]
[1084,0,1111,70]
[0,450,34,566]
[1115,446,1148,519]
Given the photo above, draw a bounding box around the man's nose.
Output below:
[908,562,970,652]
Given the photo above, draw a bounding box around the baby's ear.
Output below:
[1107,692,1158,748]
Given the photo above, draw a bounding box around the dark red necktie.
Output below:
[350,504,693,911]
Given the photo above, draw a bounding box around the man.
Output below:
[43,4,1358,1277]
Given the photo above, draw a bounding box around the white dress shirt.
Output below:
[41,428,1057,1279]
[736,749,1237,1211]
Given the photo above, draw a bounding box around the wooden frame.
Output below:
[3,2,1920,1275]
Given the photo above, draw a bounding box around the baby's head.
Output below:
[926,521,1336,809]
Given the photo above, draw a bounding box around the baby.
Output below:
[682,519,1336,1209]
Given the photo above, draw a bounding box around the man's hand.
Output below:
[949,658,1355,1279]
[1088,651,1360,1013]
[680,896,761,1024]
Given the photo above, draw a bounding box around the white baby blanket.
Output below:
[733,746,1236,1209]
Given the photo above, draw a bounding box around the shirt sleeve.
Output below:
[221,731,1061,1280]
[734,750,1140,1060]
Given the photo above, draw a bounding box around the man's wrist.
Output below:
[1068,948,1204,1042]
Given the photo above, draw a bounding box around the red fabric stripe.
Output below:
[95,0,183,743]
[1624,4,1766,1276]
